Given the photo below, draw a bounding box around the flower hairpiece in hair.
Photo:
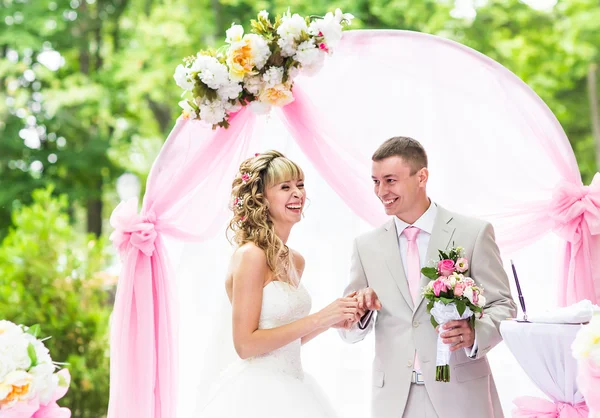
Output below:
[241,173,250,184]
[233,197,244,210]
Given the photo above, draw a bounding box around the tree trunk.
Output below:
[588,62,600,171]
[86,179,103,237]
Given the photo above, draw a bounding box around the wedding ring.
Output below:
[460,335,464,343]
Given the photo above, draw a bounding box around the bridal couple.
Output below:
[197,136,517,418]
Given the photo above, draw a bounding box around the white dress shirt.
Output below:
[394,201,477,358]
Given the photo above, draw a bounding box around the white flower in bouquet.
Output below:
[294,40,321,67]
[173,64,193,91]
[243,74,264,95]
[572,316,600,364]
[199,100,227,125]
[463,286,475,304]
[30,363,57,404]
[277,13,308,57]
[262,67,284,88]
[225,24,244,44]
[217,81,243,101]
[178,100,197,120]
[258,83,295,107]
[0,370,34,406]
[191,55,230,90]
[258,10,269,20]
[227,32,271,81]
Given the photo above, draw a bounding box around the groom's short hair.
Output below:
[372,136,428,175]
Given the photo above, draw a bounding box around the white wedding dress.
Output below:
[196,280,339,418]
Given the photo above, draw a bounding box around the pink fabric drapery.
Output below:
[513,397,589,418]
[107,30,599,417]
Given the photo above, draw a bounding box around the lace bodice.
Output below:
[244,281,312,380]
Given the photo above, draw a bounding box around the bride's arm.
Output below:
[232,244,358,359]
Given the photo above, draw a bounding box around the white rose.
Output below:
[0,370,34,403]
[30,363,57,404]
[477,295,486,308]
[463,286,475,304]
[226,24,244,44]
[246,34,270,70]
[173,64,193,91]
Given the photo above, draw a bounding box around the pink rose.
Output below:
[454,282,466,297]
[438,259,455,277]
[456,257,469,273]
[432,278,448,297]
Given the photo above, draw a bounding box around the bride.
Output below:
[196,150,363,417]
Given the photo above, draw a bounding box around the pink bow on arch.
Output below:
[513,396,589,418]
[550,173,600,244]
[109,198,158,257]
[549,173,600,305]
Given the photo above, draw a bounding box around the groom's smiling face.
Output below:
[371,156,428,219]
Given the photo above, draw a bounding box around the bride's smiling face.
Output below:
[265,178,306,225]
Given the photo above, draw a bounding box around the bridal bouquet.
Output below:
[0,320,71,417]
[174,8,353,128]
[421,247,485,382]
[571,315,600,417]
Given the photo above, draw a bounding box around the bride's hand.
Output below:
[314,296,360,329]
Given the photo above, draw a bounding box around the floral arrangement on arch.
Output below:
[173,9,353,128]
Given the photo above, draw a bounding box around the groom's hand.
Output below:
[354,288,382,311]
[439,319,475,352]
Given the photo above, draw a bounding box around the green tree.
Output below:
[0,187,111,418]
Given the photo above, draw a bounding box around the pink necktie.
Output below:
[403,226,421,373]
[403,226,421,304]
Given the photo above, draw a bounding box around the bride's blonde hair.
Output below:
[227,150,304,282]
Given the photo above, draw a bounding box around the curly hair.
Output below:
[227,150,305,282]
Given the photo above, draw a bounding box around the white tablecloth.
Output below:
[500,320,586,404]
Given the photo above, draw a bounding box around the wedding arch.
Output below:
[106,29,600,418]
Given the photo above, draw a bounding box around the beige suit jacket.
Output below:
[339,206,516,418]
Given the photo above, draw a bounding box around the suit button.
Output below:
[412,321,420,328]
[407,360,413,368]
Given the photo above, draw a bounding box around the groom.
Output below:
[339,137,516,418]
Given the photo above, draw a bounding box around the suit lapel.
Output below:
[413,207,456,314]
[380,220,414,310]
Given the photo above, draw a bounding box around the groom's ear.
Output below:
[418,167,429,185]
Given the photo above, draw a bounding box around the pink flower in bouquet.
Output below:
[454,281,466,297]
[456,258,469,272]
[437,259,455,277]
[472,289,479,304]
[464,277,475,287]
[432,278,448,297]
